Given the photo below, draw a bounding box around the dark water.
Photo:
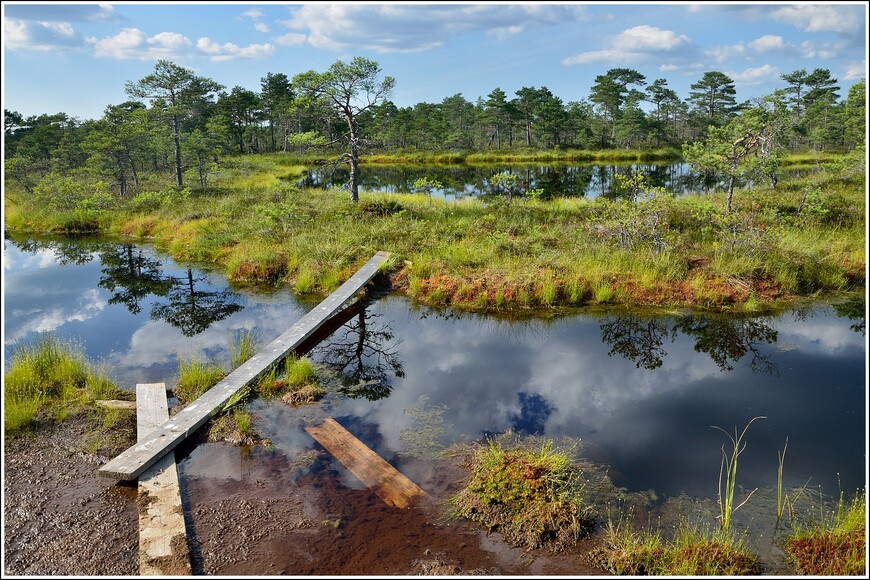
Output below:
[4,235,866,512]
[296,162,801,200]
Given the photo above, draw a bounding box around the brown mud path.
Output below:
[4,414,605,576]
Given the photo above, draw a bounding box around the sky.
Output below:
[2,1,868,121]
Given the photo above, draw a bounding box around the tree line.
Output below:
[4,58,865,200]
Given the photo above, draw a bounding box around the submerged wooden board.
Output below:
[99,251,391,481]
[305,417,428,509]
[136,383,191,576]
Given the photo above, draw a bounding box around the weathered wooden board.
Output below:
[136,383,191,576]
[99,251,391,481]
[96,400,137,410]
[305,417,428,509]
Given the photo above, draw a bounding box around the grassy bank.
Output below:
[4,335,128,437]
[4,150,864,314]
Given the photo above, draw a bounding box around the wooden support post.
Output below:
[136,383,191,576]
[99,251,391,481]
[306,417,428,509]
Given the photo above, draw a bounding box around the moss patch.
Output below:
[448,435,595,552]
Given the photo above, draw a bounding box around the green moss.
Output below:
[449,437,595,552]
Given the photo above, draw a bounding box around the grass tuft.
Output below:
[783,489,866,576]
[449,435,595,552]
[4,334,125,436]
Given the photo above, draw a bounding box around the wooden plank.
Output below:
[305,417,428,509]
[99,251,391,481]
[96,400,137,410]
[136,383,191,576]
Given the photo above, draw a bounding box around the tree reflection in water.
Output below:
[313,308,405,401]
[9,235,106,266]
[150,269,243,337]
[600,315,671,370]
[675,315,779,376]
[95,244,243,337]
[600,312,780,375]
[98,245,174,315]
[832,296,866,335]
[312,308,405,401]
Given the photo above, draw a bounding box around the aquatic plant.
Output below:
[229,327,261,368]
[256,355,326,405]
[713,416,766,534]
[586,511,761,575]
[448,436,594,552]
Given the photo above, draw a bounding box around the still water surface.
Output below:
[3,235,865,513]
[298,161,803,200]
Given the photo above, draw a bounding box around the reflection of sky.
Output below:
[3,240,306,389]
[4,238,865,503]
[330,298,866,499]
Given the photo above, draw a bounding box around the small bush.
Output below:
[359,198,405,216]
[449,436,594,552]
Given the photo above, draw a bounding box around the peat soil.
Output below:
[4,413,605,576]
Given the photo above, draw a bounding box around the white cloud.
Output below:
[562,49,627,66]
[254,22,270,33]
[279,4,585,53]
[844,61,866,81]
[3,18,83,51]
[89,28,193,60]
[273,32,307,46]
[771,4,863,35]
[800,40,840,60]
[5,289,107,341]
[89,28,273,62]
[241,9,263,20]
[563,24,695,66]
[749,34,785,52]
[618,25,690,51]
[196,37,274,61]
[706,43,748,64]
[727,64,779,86]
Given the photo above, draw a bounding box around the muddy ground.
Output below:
[4,412,607,576]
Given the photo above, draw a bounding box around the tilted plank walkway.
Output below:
[99,251,391,481]
[306,417,428,509]
[136,383,191,576]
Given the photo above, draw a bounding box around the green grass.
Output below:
[783,490,866,576]
[5,151,864,314]
[448,436,595,552]
[713,416,766,534]
[256,356,326,404]
[174,353,226,403]
[229,328,261,368]
[587,515,761,575]
[4,334,125,436]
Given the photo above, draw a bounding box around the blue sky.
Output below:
[2,2,867,121]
